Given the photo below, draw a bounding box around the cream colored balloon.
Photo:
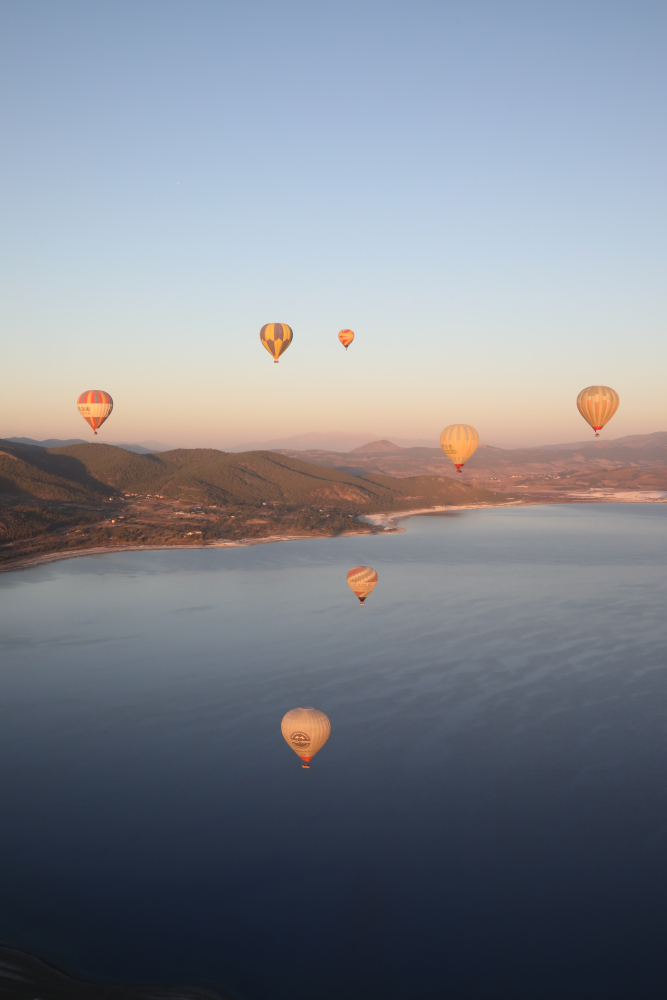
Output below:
[281,707,331,768]
[439,424,479,472]
[576,385,619,437]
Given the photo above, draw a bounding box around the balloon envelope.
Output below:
[576,385,619,437]
[338,329,355,349]
[439,424,479,471]
[77,390,113,435]
[260,323,293,363]
[281,707,331,768]
[346,565,378,604]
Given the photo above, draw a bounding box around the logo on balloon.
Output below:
[290,731,311,749]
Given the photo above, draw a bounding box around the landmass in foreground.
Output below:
[3,431,666,572]
[0,440,499,570]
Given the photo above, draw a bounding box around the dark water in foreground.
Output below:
[1,504,667,1000]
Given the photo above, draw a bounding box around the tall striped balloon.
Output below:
[346,566,378,605]
[338,329,355,350]
[576,385,619,437]
[77,390,113,435]
[281,707,331,768]
[260,323,293,363]
[439,424,479,472]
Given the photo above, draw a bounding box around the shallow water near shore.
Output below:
[1,503,667,999]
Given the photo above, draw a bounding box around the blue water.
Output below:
[1,504,667,999]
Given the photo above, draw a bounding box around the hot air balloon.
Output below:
[260,323,293,363]
[439,424,479,472]
[281,707,331,768]
[576,385,619,437]
[77,390,113,435]
[346,566,378,605]
[338,329,355,350]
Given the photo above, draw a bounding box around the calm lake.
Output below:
[2,504,667,1000]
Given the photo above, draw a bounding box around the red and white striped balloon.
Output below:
[77,390,113,435]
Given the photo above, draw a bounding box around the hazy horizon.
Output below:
[7,425,667,456]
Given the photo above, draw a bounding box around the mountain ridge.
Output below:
[0,440,496,509]
[7,436,174,454]
[275,431,667,481]
[0,440,502,570]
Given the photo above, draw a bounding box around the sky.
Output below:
[1,0,666,450]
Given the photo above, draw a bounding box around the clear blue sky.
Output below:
[1,1,665,448]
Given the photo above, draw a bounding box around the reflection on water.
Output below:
[1,505,667,999]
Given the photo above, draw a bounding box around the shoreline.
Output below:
[0,502,517,575]
[0,528,371,575]
[3,492,666,575]
[360,499,523,531]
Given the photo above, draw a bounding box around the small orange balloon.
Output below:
[346,565,378,605]
[338,329,355,350]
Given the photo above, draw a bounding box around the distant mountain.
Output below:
[535,432,667,452]
[7,437,88,448]
[275,432,667,482]
[119,440,175,453]
[0,440,497,508]
[8,432,663,505]
[352,439,403,453]
[7,437,173,454]
[109,441,174,454]
[226,432,436,452]
[226,431,383,452]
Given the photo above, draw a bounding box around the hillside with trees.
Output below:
[0,440,502,570]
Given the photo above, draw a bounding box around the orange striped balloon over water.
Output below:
[77,390,113,435]
[346,566,378,605]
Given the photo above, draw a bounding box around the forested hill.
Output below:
[0,441,499,509]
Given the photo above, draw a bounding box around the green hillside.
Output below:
[50,443,168,494]
[364,473,493,504]
[0,441,111,501]
[48,444,499,507]
[0,441,500,509]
